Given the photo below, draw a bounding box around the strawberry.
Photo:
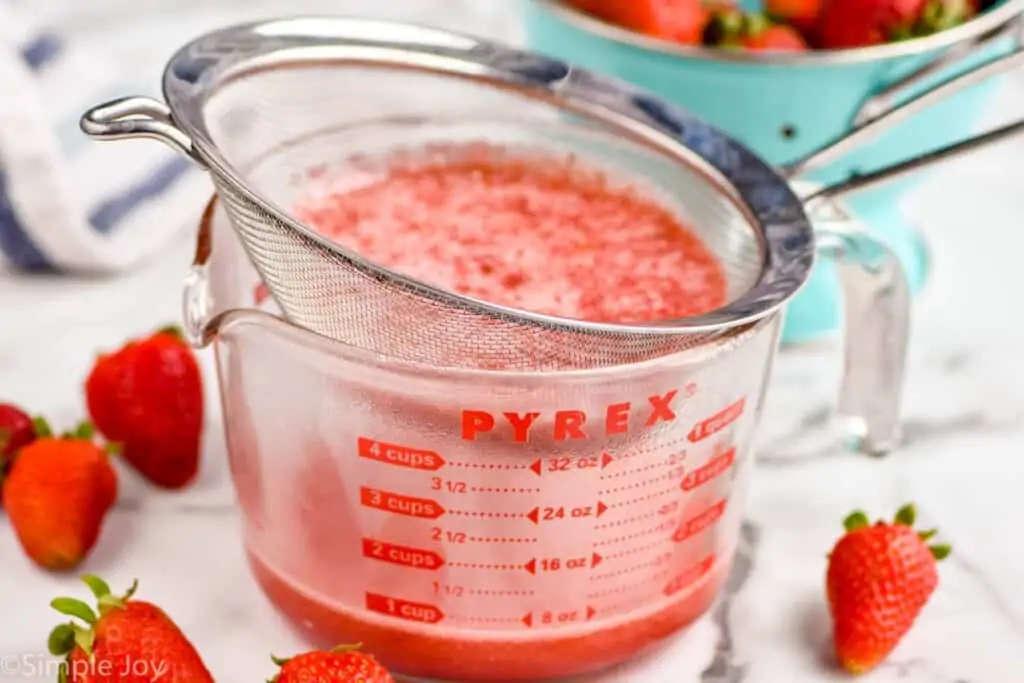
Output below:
[2,421,118,570]
[0,402,41,503]
[85,325,204,489]
[740,18,810,50]
[271,645,395,683]
[826,503,951,674]
[816,0,945,48]
[569,0,711,46]
[764,0,823,35]
[48,575,214,683]
[705,12,809,50]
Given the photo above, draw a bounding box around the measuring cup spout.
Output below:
[816,228,910,455]
[80,96,208,168]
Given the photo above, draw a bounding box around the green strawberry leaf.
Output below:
[930,544,952,560]
[843,511,870,532]
[918,528,938,541]
[32,417,53,438]
[47,623,76,656]
[158,324,186,341]
[80,575,111,601]
[50,598,97,626]
[895,504,917,526]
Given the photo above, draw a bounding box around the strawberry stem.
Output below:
[843,511,870,532]
[329,643,364,654]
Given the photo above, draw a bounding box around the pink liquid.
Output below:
[294,144,728,323]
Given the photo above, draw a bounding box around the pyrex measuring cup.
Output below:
[185,186,904,683]
[74,17,915,682]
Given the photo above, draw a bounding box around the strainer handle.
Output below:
[80,96,207,168]
[817,228,910,455]
[783,15,1024,178]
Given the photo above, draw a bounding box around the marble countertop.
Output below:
[3,1,1024,682]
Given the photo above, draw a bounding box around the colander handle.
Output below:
[817,228,910,456]
[783,11,1024,178]
[80,96,207,168]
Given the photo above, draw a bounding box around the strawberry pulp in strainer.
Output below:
[241,144,756,681]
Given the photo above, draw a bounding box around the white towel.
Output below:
[0,1,210,273]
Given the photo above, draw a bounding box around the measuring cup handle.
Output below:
[816,228,911,455]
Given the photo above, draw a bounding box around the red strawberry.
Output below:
[817,0,929,48]
[765,0,823,35]
[826,504,951,674]
[3,421,118,570]
[0,402,41,503]
[569,0,711,45]
[49,575,214,683]
[705,12,809,50]
[271,645,395,683]
[85,325,204,489]
[740,20,810,50]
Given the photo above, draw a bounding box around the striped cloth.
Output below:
[0,1,210,273]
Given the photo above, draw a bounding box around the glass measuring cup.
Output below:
[186,183,906,682]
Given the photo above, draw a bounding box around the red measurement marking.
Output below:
[524,553,601,575]
[447,461,530,471]
[602,452,615,469]
[467,588,536,597]
[681,448,736,492]
[362,538,444,570]
[467,536,538,544]
[590,553,670,582]
[606,538,668,560]
[469,486,541,494]
[595,509,659,530]
[450,616,524,625]
[526,503,607,524]
[449,561,526,571]
[365,593,444,624]
[595,517,676,547]
[609,484,679,509]
[357,437,445,471]
[360,487,445,519]
[688,397,746,443]
[673,499,727,543]
[253,282,270,305]
[664,554,716,596]
[587,569,670,599]
[522,606,597,628]
[599,471,682,496]
[449,510,528,519]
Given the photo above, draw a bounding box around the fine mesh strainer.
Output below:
[78,17,822,371]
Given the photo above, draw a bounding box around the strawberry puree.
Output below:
[248,549,730,682]
[293,144,727,324]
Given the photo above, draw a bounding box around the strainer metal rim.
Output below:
[161,16,816,336]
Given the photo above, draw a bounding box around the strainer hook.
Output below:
[80,96,207,168]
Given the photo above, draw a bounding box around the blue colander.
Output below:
[522,0,1024,343]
